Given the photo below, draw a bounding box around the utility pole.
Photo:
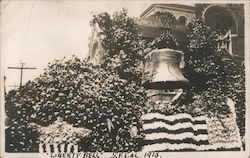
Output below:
[8,62,36,88]
[4,76,6,95]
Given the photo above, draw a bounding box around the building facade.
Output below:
[89,3,245,63]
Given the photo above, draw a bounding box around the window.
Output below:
[178,16,187,25]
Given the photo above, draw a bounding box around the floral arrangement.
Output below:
[31,117,92,145]
[184,18,245,142]
[148,33,179,50]
[5,56,146,152]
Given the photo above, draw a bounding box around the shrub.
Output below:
[5,56,147,152]
[184,18,245,139]
[5,90,39,152]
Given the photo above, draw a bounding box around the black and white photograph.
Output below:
[0,0,249,158]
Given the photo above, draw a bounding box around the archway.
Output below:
[203,5,238,56]
[203,5,237,35]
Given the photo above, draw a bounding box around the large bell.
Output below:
[143,48,190,90]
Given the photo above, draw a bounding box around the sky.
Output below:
[1,0,152,91]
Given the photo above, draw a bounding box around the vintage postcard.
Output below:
[0,0,249,158]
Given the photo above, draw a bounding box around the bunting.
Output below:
[141,112,242,151]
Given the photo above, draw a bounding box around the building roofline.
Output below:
[140,4,196,18]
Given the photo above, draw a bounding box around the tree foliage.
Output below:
[5,57,146,152]
[187,19,218,54]
[91,9,145,82]
[184,18,245,138]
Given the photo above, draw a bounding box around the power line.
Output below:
[8,61,36,88]
[8,83,19,89]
